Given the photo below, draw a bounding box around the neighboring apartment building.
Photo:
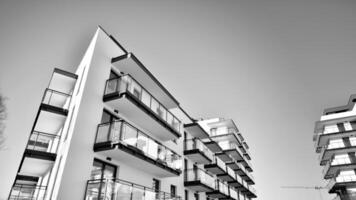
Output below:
[6,27,257,200]
[314,95,356,200]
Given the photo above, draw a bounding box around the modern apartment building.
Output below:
[6,27,257,200]
[314,95,356,200]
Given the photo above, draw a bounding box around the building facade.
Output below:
[314,95,356,200]
[7,27,257,200]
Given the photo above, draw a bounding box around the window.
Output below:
[350,137,356,146]
[328,139,344,149]
[101,110,118,123]
[153,179,160,192]
[194,193,199,200]
[90,158,117,180]
[185,190,188,200]
[332,154,351,166]
[324,124,339,134]
[170,185,176,197]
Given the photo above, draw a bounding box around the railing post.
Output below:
[119,121,124,141]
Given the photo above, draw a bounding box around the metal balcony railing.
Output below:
[26,131,60,154]
[85,178,182,200]
[104,74,183,134]
[184,138,214,161]
[95,120,182,171]
[184,168,215,189]
[42,88,71,110]
[8,184,47,200]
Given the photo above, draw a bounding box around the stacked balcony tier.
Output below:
[85,178,182,200]
[184,168,216,192]
[103,74,182,141]
[9,68,77,200]
[94,120,182,177]
[184,138,214,164]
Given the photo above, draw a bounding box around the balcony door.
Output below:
[90,159,117,180]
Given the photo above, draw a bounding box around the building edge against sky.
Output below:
[314,95,356,200]
[5,26,257,200]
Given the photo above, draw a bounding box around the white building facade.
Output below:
[314,95,356,200]
[6,27,257,200]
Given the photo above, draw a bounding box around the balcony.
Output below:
[220,186,238,200]
[206,179,230,199]
[327,175,356,193]
[184,138,214,164]
[227,161,254,184]
[323,157,356,179]
[94,120,182,177]
[184,122,210,139]
[245,185,257,198]
[315,130,356,152]
[18,131,60,178]
[85,178,182,200]
[103,74,182,141]
[8,184,46,200]
[184,168,215,192]
[217,166,236,182]
[204,156,226,175]
[203,140,223,153]
[111,53,179,109]
[319,145,356,166]
[228,173,244,188]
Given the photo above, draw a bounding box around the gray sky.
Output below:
[1,0,356,200]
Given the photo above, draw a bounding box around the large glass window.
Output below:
[328,139,344,149]
[332,154,351,166]
[90,159,117,180]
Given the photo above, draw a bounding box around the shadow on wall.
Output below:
[0,93,7,150]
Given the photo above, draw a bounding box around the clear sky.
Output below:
[1,0,356,200]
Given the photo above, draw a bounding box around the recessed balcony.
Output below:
[323,158,356,179]
[204,156,226,175]
[319,145,356,166]
[8,184,46,200]
[206,179,230,199]
[315,130,356,153]
[85,178,182,200]
[184,168,215,192]
[103,74,182,141]
[94,120,182,177]
[184,138,214,164]
[327,176,356,193]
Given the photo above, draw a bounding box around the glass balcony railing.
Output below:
[214,179,229,196]
[85,178,182,200]
[184,168,215,189]
[42,88,71,110]
[104,74,183,134]
[95,120,182,171]
[327,175,356,190]
[26,131,60,154]
[184,138,214,161]
[229,186,238,200]
[9,184,46,200]
[226,166,236,179]
[210,156,226,172]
